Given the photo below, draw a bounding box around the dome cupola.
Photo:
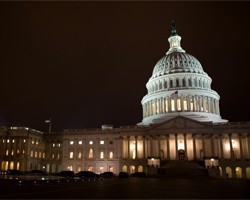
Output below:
[138,22,228,126]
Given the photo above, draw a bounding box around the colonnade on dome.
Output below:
[142,95,220,118]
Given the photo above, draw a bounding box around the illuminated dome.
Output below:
[138,22,228,126]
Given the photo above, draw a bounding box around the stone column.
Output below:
[143,136,146,159]
[174,97,178,112]
[238,134,243,160]
[135,136,138,159]
[202,134,206,159]
[175,134,178,160]
[158,136,161,158]
[168,97,171,112]
[229,134,233,160]
[192,134,197,160]
[219,134,224,160]
[120,137,123,159]
[211,135,215,157]
[163,97,166,113]
[187,96,190,111]
[127,136,130,159]
[166,134,170,160]
[184,133,188,160]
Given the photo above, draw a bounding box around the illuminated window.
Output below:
[39,152,41,158]
[7,139,9,143]
[109,166,114,172]
[32,140,34,144]
[23,150,25,155]
[17,162,20,170]
[3,139,5,143]
[99,166,104,173]
[109,151,113,159]
[100,151,104,159]
[17,149,20,154]
[43,153,45,158]
[190,97,194,111]
[79,141,82,145]
[165,99,168,112]
[70,141,74,145]
[88,166,93,171]
[53,143,55,147]
[89,141,93,145]
[6,150,9,156]
[12,139,15,143]
[11,150,14,156]
[177,98,181,111]
[100,140,104,145]
[10,161,14,170]
[58,143,61,147]
[58,154,60,159]
[36,141,38,145]
[23,139,26,143]
[156,100,159,114]
[171,99,175,111]
[52,154,54,159]
[183,99,187,111]
[89,148,93,158]
[31,151,33,157]
[78,152,82,159]
[69,152,74,159]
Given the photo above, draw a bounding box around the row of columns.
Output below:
[123,133,249,160]
[143,95,220,118]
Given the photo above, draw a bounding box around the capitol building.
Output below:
[0,23,250,179]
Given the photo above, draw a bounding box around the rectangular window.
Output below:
[53,143,55,147]
[31,151,33,157]
[165,99,168,112]
[11,150,14,156]
[39,152,42,158]
[78,152,81,159]
[109,151,113,159]
[58,154,60,159]
[100,140,104,145]
[177,98,181,111]
[6,150,9,156]
[43,153,45,158]
[35,151,37,157]
[171,99,175,111]
[70,141,74,145]
[70,152,74,159]
[79,141,82,145]
[52,154,54,159]
[100,151,104,159]
[183,99,188,111]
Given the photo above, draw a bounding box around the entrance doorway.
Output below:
[178,149,185,160]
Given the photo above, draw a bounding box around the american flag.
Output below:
[171,91,178,97]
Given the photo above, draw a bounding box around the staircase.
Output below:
[159,160,208,179]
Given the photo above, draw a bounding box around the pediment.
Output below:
[149,116,212,131]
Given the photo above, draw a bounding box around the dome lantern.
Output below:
[167,21,185,55]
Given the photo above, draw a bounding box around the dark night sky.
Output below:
[0,2,250,132]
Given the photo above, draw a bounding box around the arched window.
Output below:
[159,82,162,90]
[246,167,250,179]
[176,79,179,87]
[138,165,143,172]
[188,78,192,87]
[177,98,181,111]
[130,165,135,174]
[122,165,127,172]
[235,167,242,178]
[170,80,173,88]
[226,167,232,178]
[182,79,186,87]
[183,97,187,111]
[164,80,168,89]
